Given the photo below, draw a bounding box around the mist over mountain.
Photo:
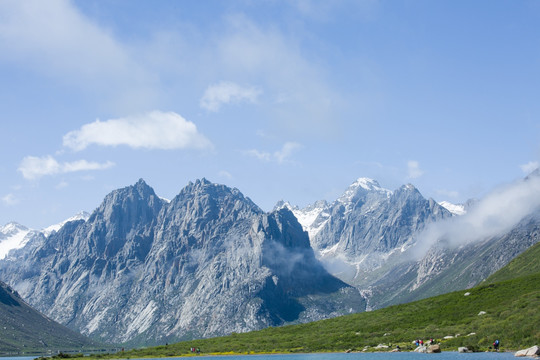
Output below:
[280,172,540,309]
[278,178,453,285]
[0,179,364,346]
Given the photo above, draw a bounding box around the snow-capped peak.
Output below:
[438,201,467,216]
[0,222,32,259]
[338,177,392,206]
[274,200,330,240]
[42,211,90,236]
[0,222,29,236]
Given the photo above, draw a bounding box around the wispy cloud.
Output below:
[246,142,302,164]
[1,193,19,206]
[218,170,233,180]
[216,15,340,136]
[407,160,424,179]
[0,0,156,111]
[18,155,115,180]
[520,161,539,174]
[411,174,540,258]
[63,111,213,151]
[200,81,261,112]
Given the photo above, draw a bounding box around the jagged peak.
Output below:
[398,183,417,191]
[1,222,28,233]
[273,200,297,212]
[337,177,392,205]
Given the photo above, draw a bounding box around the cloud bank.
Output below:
[63,111,213,151]
[411,173,540,258]
[18,156,114,180]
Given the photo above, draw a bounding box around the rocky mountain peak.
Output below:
[1,222,28,236]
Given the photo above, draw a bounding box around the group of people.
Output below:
[190,347,201,354]
[415,338,435,347]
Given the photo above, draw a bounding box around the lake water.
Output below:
[0,353,517,360]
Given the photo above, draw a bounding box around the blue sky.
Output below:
[1,0,539,229]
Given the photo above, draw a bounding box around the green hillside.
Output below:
[485,241,540,284]
[0,281,101,355]
[73,271,539,358]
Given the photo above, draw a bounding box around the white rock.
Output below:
[478,311,487,315]
[515,346,540,357]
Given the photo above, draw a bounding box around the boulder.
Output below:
[414,346,427,353]
[428,344,441,353]
[459,347,469,353]
[515,346,540,357]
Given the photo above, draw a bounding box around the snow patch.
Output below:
[42,211,90,236]
[0,223,31,259]
[438,201,466,216]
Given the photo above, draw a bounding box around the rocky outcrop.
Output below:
[0,179,365,346]
[515,346,540,357]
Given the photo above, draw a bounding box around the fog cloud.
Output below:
[410,172,540,258]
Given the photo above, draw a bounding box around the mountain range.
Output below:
[0,179,364,346]
[0,172,539,348]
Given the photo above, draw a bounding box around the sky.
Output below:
[1,0,540,229]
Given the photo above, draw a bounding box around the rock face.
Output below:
[280,178,453,285]
[0,179,365,346]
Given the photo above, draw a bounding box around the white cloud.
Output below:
[1,193,19,206]
[407,160,424,179]
[63,111,213,151]
[520,161,539,174]
[412,174,540,258]
[200,81,262,112]
[18,155,114,180]
[246,142,302,164]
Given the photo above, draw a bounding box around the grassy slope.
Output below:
[84,272,539,358]
[485,241,540,284]
[0,281,101,354]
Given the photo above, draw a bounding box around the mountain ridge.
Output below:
[0,178,365,346]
